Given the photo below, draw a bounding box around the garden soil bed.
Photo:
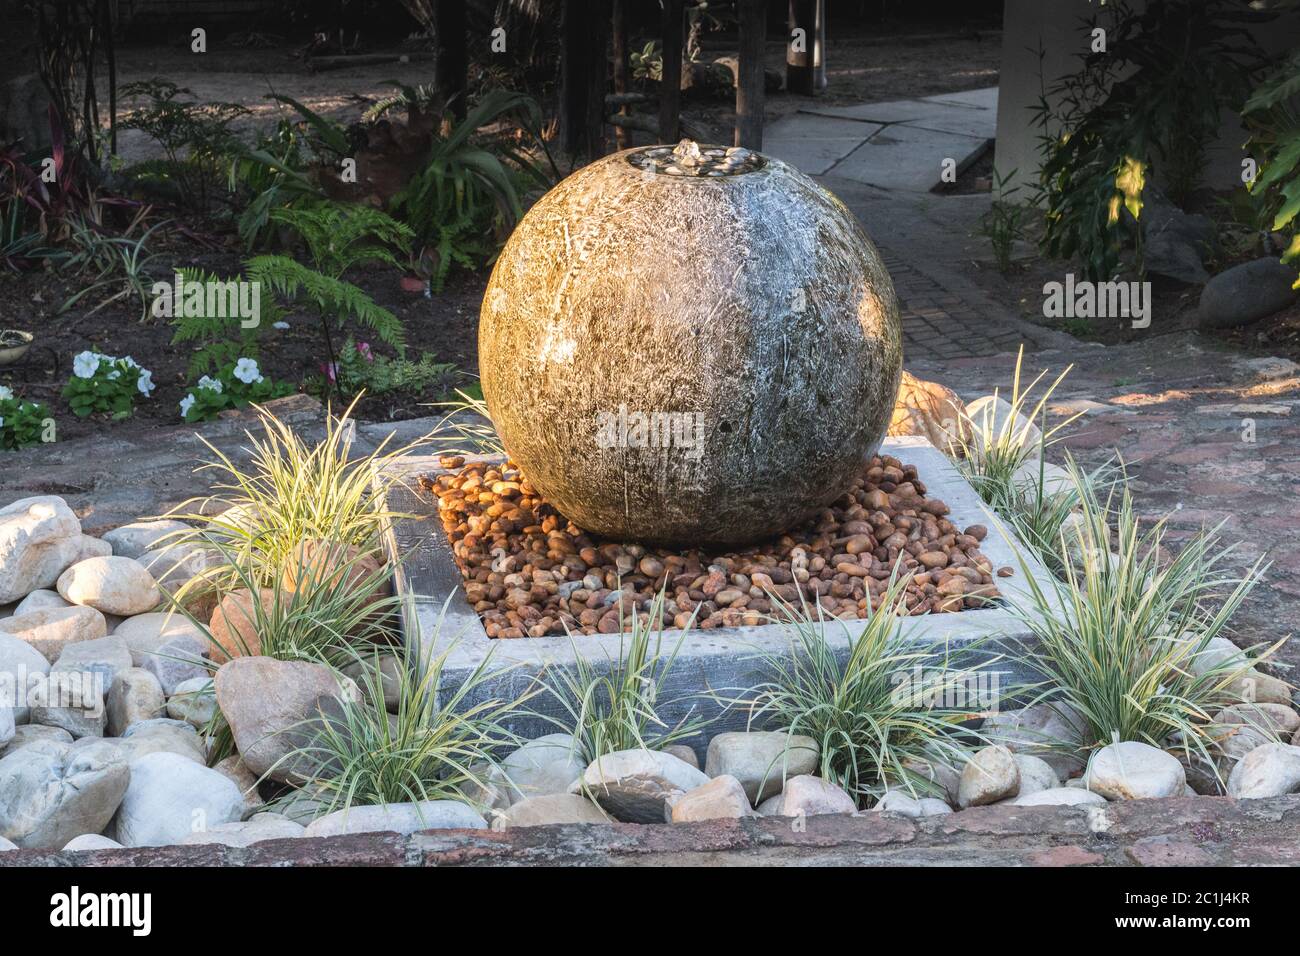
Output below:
[424,452,1012,638]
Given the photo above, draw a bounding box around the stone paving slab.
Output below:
[831,123,990,192]
[759,113,884,176]
[6,794,1299,866]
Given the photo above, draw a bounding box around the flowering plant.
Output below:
[61,352,155,419]
[179,357,293,423]
[0,385,53,451]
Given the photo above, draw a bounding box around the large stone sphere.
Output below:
[478,143,902,547]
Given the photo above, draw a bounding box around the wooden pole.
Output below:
[612,0,628,149]
[658,0,683,144]
[735,0,766,149]
[434,0,467,120]
[559,0,587,155]
[584,1,609,156]
[786,0,816,96]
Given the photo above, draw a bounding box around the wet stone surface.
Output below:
[625,140,765,178]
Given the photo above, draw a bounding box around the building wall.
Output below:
[995,0,1300,197]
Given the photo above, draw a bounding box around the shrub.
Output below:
[531,592,709,763]
[178,358,294,423]
[168,267,285,377]
[980,168,1029,274]
[61,351,155,419]
[733,577,994,807]
[328,337,459,399]
[0,386,53,451]
[1243,48,1300,288]
[1006,471,1276,769]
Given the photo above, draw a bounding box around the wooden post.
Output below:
[735,0,766,149]
[814,0,827,90]
[584,1,609,156]
[612,0,628,149]
[658,0,683,144]
[434,0,468,120]
[786,0,816,96]
[559,0,587,155]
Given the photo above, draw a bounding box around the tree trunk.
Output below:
[612,0,628,149]
[434,0,467,120]
[786,0,817,96]
[658,0,684,144]
[735,0,766,149]
[584,1,609,157]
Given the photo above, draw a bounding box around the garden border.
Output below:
[380,436,1060,757]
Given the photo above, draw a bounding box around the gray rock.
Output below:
[106,667,165,736]
[0,496,83,603]
[704,730,820,803]
[0,605,108,664]
[342,653,403,712]
[1226,743,1300,799]
[57,555,160,616]
[575,749,710,823]
[663,744,700,770]
[498,794,610,828]
[0,724,72,758]
[0,835,16,851]
[958,745,1020,808]
[113,612,207,666]
[119,718,206,764]
[303,800,486,837]
[871,790,953,817]
[1013,754,1060,797]
[758,774,857,817]
[0,705,11,749]
[62,833,124,851]
[1084,741,1185,800]
[111,752,244,847]
[140,632,210,695]
[0,741,129,848]
[1143,232,1208,284]
[1198,257,1300,330]
[14,589,71,616]
[666,774,757,822]
[52,635,133,687]
[166,676,216,728]
[0,631,50,723]
[215,656,359,785]
[980,703,1088,779]
[178,816,305,847]
[1213,703,1300,741]
[30,669,106,738]
[211,755,264,811]
[501,733,585,800]
[103,520,192,561]
[1011,787,1107,807]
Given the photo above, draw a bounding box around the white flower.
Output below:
[0,386,12,401]
[107,370,121,380]
[0,417,5,429]
[120,356,138,369]
[72,351,100,379]
[136,369,155,396]
[197,376,223,394]
[232,358,261,385]
[272,321,289,330]
[179,394,196,417]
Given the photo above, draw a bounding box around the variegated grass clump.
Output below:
[1007,470,1278,774]
[732,577,997,807]
[269,628,533,816]
[427,387,505,458]
[532,591,709,764]
[952,347,1081,507]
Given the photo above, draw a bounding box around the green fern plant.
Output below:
[169,267,284,376]
[246,203,413,399]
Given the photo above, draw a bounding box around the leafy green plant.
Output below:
[531,592,709,764]
[1006,470,1276,769]
[268,635,529,815]
[178,358,294,423]
[1033,1,1263,280]
[0,386,53,451]
[225,119,323,250]
[329,337,459,398]
[246,203,413,398]
[390,89,550,291]
[168,267,285,377]
[58,214,164,321]
[1243,48,1300,288]
[61,351,155,420]
[733,577,994,807]
[119,78,249,210]
[980,168,1029,274]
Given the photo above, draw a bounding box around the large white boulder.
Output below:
[110,751,244,847]
[1227,743,1300,799]
[501,733,585,800]
[757,774,857,817]
[0,631,51,723]
[303,800,486,837]
[666,774,757,822]
[0,740,129,848]
[57,556,160,616]
[958,745,1020,808]
[0,497,84,603]
[0,605,108,664]
[1084,741,1185,800]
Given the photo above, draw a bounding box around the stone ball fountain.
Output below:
[478,141,902,547]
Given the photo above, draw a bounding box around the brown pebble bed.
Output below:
[422,454,1013,639]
